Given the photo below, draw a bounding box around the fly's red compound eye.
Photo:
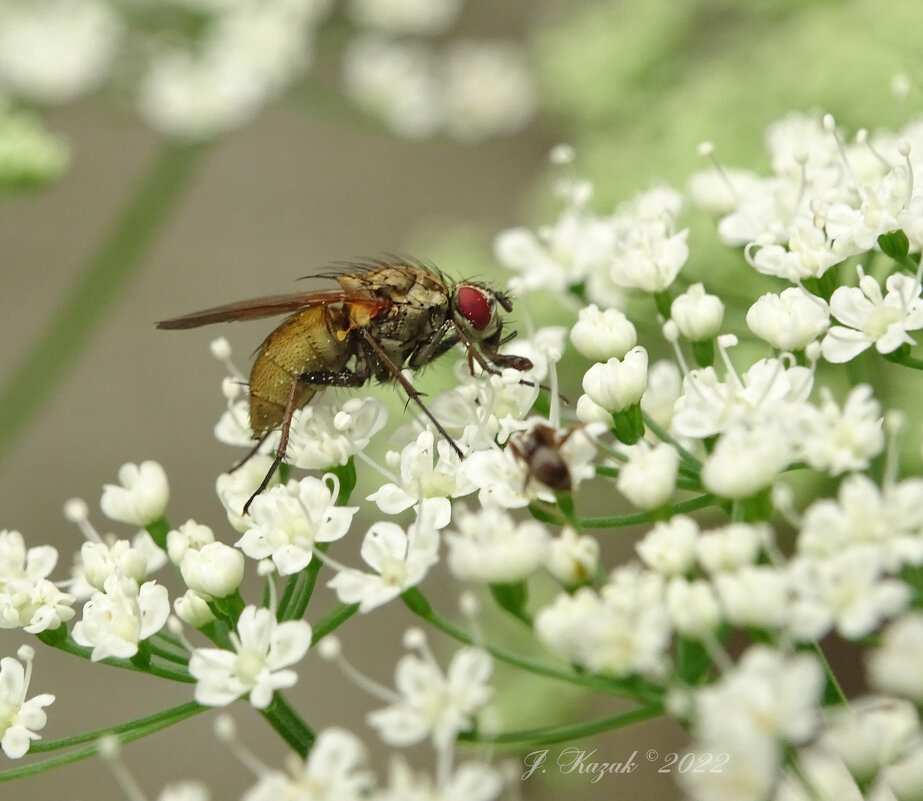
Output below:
[456,285,491,330]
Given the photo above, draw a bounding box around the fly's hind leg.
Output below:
[242,365,370,515]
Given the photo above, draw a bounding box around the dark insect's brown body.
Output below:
[509,424,580,492]
[158,260,532,512]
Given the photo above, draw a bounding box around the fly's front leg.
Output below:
[242,364,370,514]
[407,319,458,370]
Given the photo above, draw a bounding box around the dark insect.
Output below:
[508,423,583,492]
[157,260,533,512]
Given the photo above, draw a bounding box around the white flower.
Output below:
[694,646,824,747]
[441,40,535,142]
[535,567,670,678]
[342,36,442,139]
[797,473,923,570]
[494,183,616,294]
[569,304,637,361]
[544,527,599,587]
[19,527,77,624]
[189,606,312,709]
[821,270,923,363]
[236,476,358,576]
[445,506,548,583]
[173,589,215,629]
[367,430,472,525]
[216,455,281,533]
[288,396,387,470]
[640,359,682,430]
[714,566,789,629]
[820,697,920,784]
[581,346,648,413]
[377,757,503,801]
[242,727,373,801]
[79,538,149,592]
[672,357,813,440]
[367,642,492,750]
[635,516,699,575]
[610,220,689,293]
[702,425,790,498]
[747,287,830,350]
[0,0,122,105]
[346,0,461,35]
[616,442,679,510]
[670,283,724,341]
[575,393,611,426]
[665,578,721,637]
[0,647,54,759]
[869,613,923,704]
[695,523,765,574]
[787,549,910,641]
[100,460,169,527]
[180,541,245,600]
[797,385,884,475]
[72,576,170,661]
[327,516,439,613]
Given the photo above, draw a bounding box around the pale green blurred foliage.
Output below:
[0,98,68,191]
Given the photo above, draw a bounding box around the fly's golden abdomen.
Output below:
[248,306,351,436]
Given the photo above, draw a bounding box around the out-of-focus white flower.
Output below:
[747,287,830,350]
[581,347,648,413]
[367,639,492,750]
[821,270,923,363]
[702,425,790,499]
[347,0,461,35]
[376,756,503,801]
[100,461,169,527]
[665,578,721,638]
[671,283,724,341]
[569,304,637,361]
[0,0,122,105]
[869,613,923,703]
[189,606,312,709]
[0,646,54,759]
[241,727,374,801]
[687,165,762,217]
[441,40,535,143]
[787,549,910,641]
[616,442,679,510]
[536,567,670,678]
[609,220,689,293]
[544,527,599,587]
[342,36,442,139]
[327,514,439,613]
[713,566,789,630]
[695,523,765,574]
[635,516,698,575]
[640,359,682,431]
[237,476,358,576]
[445,506,548,583]
[820,696,920,785]
[288,396,387,470]
[72,576,170,661]
[797,385,884,475]
[694,646,824,748]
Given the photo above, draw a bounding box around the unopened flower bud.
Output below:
[173,589,215,628]
[180,542,244,599]
[670,284,724,341]
[581,347,648,413]
[569,305,637,361]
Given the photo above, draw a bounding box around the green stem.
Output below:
[401,589,663,703]
[0,702,205,782]
[260,693,315,757]
[642,413,702,471]
[310,602,358,643]
[36,631,194,683]
[0,142,207,464]
[581,493,718,528]
[459,705,663,747]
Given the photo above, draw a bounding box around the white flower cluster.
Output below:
[5,108,923,801]
[0,0,536,145]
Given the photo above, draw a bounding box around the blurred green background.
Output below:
[0,0,919,798]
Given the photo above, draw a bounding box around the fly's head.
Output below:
[451,282,532,371]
